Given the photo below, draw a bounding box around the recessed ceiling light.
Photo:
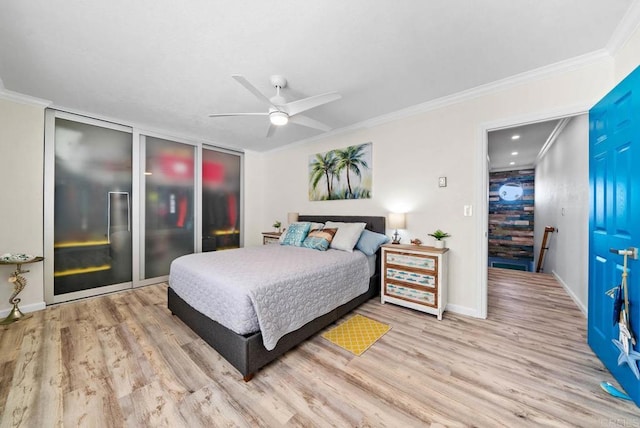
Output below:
[511,151,518,156]
[511,135,520,140]
[509,161,515,165]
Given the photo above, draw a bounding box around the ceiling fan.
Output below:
[209,75,342,137]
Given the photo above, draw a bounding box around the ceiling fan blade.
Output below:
[232,75,278,109]
[266,124,277,138]
[284,92,341,116]
[289,114,332,132]
[208,112,268,117]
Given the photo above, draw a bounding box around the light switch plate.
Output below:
[438,177,447,187]
[464,205,473,216]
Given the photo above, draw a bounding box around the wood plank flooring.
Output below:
[1,268,638,427]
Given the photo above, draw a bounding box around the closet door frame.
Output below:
[44,110,136,304]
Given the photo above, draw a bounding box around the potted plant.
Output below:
[272,220,282,233]
[428,229,450,249]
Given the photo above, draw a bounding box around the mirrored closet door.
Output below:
[44,112,134,303]
[45,111,243,304]
[202,146,242,252]
[140,135,196,281]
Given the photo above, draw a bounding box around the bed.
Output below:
[167,215,385,380]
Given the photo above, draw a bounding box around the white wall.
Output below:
[245,59,614,317]
[1,22,639,317]
[0,98,46,316]
[534,114,589,314]
[243,150,267,247]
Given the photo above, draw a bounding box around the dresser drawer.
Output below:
[263,236,280,245]
[385,251,436,271]
[385,283,436,307]
[262,232,282,245]
[385,267,436,289]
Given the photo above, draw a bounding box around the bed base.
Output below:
[168,277,378,380]
[167,215,385,380]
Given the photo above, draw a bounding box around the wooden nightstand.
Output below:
[261,232,282,245]
[380,244,449,320]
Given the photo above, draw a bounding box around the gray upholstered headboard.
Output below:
[298,215,386,280]
[297,215,385,235]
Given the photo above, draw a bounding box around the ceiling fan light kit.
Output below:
[209,74,341,137]
[269,111,289,126]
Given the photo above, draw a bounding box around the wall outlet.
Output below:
[438,177,447,187]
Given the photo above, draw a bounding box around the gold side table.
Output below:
[0,256,44,325]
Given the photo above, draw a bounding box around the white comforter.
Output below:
[169,245,370,350]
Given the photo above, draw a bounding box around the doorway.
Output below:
[487,120,561,274]
[478,109,589,318]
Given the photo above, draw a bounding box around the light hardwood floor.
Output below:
[1,268,638,427]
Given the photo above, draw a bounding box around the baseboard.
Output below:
[551,270,587,317]
[445,303,482,318]
[0,301,46,318]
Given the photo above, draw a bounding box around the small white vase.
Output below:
[434,240,445,249]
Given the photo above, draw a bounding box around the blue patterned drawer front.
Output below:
[386,252,435,270]
[386,267,435,288]
[386,283,435,305]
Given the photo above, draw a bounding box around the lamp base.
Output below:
[391,230,401,244]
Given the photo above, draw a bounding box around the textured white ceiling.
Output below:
[0,1,634,151]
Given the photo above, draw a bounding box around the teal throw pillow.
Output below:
[281,222,311,247]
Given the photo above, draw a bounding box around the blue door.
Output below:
[589,65,640,405]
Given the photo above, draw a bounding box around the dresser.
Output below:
[380,244,449,320]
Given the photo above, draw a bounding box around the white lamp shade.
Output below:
[287,212,299,224]
[388,212,406,229]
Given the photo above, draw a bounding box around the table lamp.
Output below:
[287,212,299,224]
[388,213,406,244]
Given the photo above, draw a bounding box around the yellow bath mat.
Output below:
[321,314,391,356]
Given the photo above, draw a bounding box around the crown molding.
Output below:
[272,50,611,153]
[536,117,571,164]
[50,104,243,154]
[0,88,51,108]
[0,80,241,154]
[357,50,610,128]
[606,0,640,55]
[0,75,51,107]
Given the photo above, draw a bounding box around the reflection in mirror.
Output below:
[202,149,241,252]
[53,118,132,295]
[144,136,195,278]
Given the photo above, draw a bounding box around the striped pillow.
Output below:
[302,228,337,251]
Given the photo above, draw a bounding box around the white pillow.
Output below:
[280,222,324,243]
[325,221,366,252]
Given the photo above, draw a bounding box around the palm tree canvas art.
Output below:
[309,143,372,201]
